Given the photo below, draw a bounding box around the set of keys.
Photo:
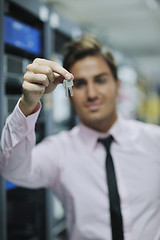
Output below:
[63,78,74,97]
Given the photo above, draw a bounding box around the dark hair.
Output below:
[63,34,118,80]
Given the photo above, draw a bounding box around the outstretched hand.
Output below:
[19,58,73,116]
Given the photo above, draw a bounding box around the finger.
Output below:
[22,80,45,94]
[33,58,73,80]
[26,63,54,82]
[24,72,49,87]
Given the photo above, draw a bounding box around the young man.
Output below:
[1,35,160,240]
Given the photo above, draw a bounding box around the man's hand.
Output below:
[19,58,73,116]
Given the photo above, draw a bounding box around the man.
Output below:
[1,35,160,240]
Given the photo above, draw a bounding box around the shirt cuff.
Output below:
[7,99,42,134]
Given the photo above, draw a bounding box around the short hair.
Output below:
[63,34,118,80]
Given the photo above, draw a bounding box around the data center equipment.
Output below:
[0,0,82,239]
[3,1,46,240]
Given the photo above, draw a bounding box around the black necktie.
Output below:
[98,135,124,240]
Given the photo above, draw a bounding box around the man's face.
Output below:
[70,56,120,132]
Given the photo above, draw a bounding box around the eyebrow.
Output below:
[94,72,110,79]
[74,72,110,82]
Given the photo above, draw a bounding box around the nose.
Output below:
[86,82,98,100]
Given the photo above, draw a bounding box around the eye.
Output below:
[95,78,107,84]
[74,79,86,88]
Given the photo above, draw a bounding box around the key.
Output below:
[63,79,68,97]
[63,78,74,97]
[69,85,74,97]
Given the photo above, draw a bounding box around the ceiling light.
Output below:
[146,0,158,9]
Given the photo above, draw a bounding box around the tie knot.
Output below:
[98,135,114,152]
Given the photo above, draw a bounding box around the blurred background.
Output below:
[0,0,160,239]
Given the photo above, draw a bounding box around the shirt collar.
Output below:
[78,115,125,150]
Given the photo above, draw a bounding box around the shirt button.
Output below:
[5,146,12,151]
[124,232,130,239]
[19,125,24,131]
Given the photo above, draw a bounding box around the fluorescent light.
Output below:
[146,0,158,9]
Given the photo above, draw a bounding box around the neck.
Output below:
[82,113,118,133]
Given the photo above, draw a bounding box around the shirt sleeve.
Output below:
[0,99,60,189]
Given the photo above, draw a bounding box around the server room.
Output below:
[0,0,160,240]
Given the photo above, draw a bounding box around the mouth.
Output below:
[86,102,102,111]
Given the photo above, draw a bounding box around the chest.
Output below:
[112,144,160,203]
[58,142,160,206]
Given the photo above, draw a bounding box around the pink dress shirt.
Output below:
[1,101,160,240]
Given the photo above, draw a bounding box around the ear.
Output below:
[116,78,121,96]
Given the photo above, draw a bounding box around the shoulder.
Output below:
[126,118,160,134]
[123,118,160,146]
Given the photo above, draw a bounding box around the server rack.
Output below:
[0,0,82,239]
[3,1,49,240]
[0,0,7,239]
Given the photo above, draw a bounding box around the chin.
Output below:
[83,116,104,125]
